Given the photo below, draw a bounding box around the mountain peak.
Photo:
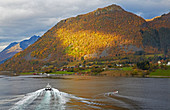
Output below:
[0,35,40,64]
[94,4,124,15]
[1,42,18,52]
[20,35,40,50]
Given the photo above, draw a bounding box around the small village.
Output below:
[29,55,170,78]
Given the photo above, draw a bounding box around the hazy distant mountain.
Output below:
[1,42,18,52]
[0,4,169,72]
[0,35,40,64]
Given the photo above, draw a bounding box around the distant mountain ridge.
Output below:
[1,42,18,52]
[0,35,40,64]
[20,35,40,50]
[0,4,169,72]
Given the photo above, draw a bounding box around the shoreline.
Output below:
[0,73,169,78]
[20,74,170,79]
[1,70,169,78]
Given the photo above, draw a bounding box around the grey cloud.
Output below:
[116,0,170,18]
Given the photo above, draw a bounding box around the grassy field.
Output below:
[20,72,34,75]
[81,69,91,72]
[149,69,170,76]
[65,61,80,67]
[145,54,163,58]
[121,67,133,71]
[49,71,74,74]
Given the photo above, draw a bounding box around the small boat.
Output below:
[45,83,52,91]
[113,91,118,94]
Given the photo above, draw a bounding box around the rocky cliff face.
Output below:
[141,12,170,54]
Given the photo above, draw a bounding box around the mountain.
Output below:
[140,12,170,54]
[0,4,169,73]
[20,35,41,50]
[1,42,18,52]
[0,35,40,64]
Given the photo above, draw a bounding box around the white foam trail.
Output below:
[36,91,51,110]
[52,88,102,109]
[53,88,70,104]
[0,96,23,105]
[104,91,139,109]
[81,100,103,106]
[10,87,104,110]
[52,88,89,102]
[52,88,69,110]
[105,91,118,96]
[9,89,44,110]
[52,88,90,109]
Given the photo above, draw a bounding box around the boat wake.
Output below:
[8,86,142,110]
[103,91,144,110]
[9,87,102,110]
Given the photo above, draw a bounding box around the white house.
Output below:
[158,61,161,65]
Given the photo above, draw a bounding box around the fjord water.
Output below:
[0,75,169,110]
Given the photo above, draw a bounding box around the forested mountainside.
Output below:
[0,4,169,73]
[141,12,170,54]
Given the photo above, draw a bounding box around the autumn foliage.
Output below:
[0,4,169,72]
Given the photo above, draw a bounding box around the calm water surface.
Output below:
[0,75,169,110]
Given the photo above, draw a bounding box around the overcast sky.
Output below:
[0,0,170,51]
